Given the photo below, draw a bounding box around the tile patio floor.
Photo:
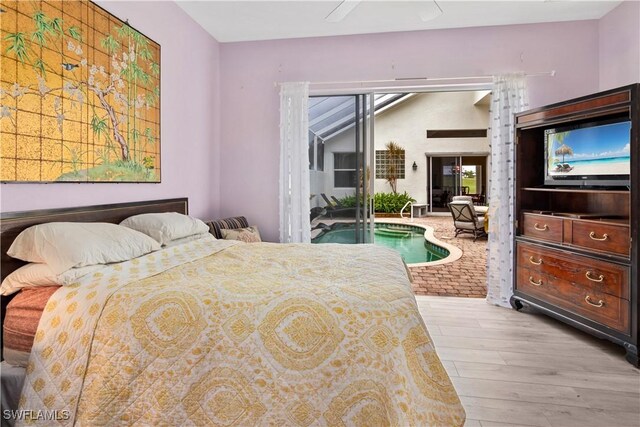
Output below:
[406,215,488,298]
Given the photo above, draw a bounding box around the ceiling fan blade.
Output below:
[325,0,363,23]
[419,0,443,22]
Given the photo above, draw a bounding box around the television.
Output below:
[544,118,631,187]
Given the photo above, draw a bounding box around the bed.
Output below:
[1,198,465,426]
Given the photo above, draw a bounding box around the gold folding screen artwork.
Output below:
[0,0,160,182]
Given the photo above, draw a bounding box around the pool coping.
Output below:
[376,219,463,267]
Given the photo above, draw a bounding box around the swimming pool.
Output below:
[312,222,452,265]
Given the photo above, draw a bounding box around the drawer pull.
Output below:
[529,256,543,265]
[584,296,604,308]
[533,223,549,232]
[585,271,604,283]
[589,231,608,241]
[528,276,543,286]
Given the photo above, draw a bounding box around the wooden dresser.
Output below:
[511,84,639,366]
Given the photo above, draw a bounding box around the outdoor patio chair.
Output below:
[448,200,487,241]
[310,206,327,222]
[320,193,355,219]
[321,193,336,207]
[331,195,345,207]
[451,195,473,203]
[452,195,487,215]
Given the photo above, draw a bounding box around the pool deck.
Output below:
[311,215,488,298]
[403,216,487,298]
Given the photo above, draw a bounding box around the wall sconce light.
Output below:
[412,161,418,171]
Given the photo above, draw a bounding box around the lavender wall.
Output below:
[219,20,600,241]
[0,1,221,219]
[598,1,640,91]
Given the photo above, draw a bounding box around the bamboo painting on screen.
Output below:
[1,0,160,182]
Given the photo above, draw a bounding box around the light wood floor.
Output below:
[416,296,640,427]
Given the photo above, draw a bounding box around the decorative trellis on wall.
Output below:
[1,0,160,182]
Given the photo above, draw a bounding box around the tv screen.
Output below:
[544,119,631,186]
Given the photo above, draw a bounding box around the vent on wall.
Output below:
[426,129,487,138]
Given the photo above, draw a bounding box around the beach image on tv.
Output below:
[547,121,631,176]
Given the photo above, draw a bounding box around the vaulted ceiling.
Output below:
[178,1,620,43]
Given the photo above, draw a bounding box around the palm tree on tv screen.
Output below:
[555,144,574,164]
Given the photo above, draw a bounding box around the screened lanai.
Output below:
[307,93,412,181]
[308,93,411,140]
[309,93,414,207]
[308,89,492,230]
[308,93,415,245]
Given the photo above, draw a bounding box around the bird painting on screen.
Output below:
[62,63,79,71]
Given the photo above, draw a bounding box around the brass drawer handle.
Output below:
[533,223,549,231]
[585,295,604,308]
[529,256,543,265]
[585,271,604,283]
[589,231,608,241]
[528,276,543,286]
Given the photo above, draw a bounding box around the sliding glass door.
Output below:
[427,155,488,212]
[309,94,375,244]
[427,156,462,212]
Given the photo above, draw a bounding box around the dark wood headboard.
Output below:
[1,198,188,282]
[0,198,188,334]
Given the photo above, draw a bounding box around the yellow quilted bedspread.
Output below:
[18,236,465,426]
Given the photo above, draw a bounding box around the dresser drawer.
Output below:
[517,267,629,333]
[517,243,629,299]
[571,221,630,257]
[521,214,563,243]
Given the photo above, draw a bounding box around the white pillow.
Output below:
[0,263,103,296]
[7,222,161,274]
[120,212,209,245]
[163,232,213,248]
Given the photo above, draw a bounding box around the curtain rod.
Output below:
[274,70,555,87]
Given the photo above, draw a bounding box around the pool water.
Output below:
[312,223,450,264]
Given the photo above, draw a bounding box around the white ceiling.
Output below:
[177,0,622,43]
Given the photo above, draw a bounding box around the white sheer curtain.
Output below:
[486,74,529,308]
[279,82,311,243]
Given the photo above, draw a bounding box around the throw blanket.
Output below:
[18,236,465,426]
